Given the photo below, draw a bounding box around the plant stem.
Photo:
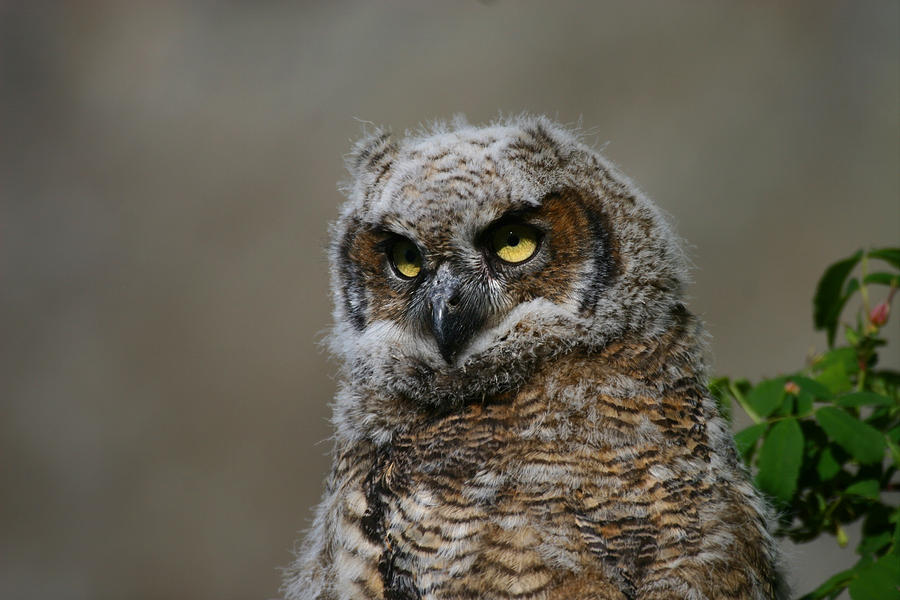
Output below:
[730,380,763,424]
[860,253,871,316]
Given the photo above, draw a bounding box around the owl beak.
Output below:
[428,268,481,363]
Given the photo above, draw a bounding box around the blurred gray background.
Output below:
[1,2,897,599]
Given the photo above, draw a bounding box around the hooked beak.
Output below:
[427,266,482,363]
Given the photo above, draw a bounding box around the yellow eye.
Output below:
[390,239,422,279]
[490,224,540,264]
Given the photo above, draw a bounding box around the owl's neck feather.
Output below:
[331,300,713,449]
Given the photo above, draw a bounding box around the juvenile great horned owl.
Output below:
[283,116,787,600]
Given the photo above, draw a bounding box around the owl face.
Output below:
[329,117,685,416]
[338,189,612,364]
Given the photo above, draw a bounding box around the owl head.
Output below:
[328,116,690,442]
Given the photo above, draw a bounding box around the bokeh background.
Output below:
[2,2,897,599]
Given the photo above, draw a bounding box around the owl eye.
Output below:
[388,238,423,279]
[489,223,540,264]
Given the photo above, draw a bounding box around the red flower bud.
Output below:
[869,301,890,327]
[784,381,800,395]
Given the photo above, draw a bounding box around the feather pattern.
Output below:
[283,116,787,600]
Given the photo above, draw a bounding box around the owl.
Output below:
[283,116,787,600]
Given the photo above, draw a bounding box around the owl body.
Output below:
[284,117,786,600]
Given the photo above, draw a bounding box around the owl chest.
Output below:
[356,438,703,600]
[373,464,564,600]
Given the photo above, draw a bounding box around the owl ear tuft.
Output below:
[345,127,399,187]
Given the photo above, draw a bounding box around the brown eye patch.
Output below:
[339,224,420,328]
[498,190,615,308]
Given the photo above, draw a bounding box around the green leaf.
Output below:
[774,394,795,417]
[868,247,900,269]
[857,531,892,557]
[836,392,895,408]
[845,479,881,500]
[816,407,886,464]
[864,272,900,287]
[746,377,787,418]
[796,391,814,417]
[800,567,855,600]
[791,375,833,416]
[848,554,900,600]
[791,376,834,400]
[892,508,900,551]
[888,426,900,443]
[818,361,853,395]
[887,438,900,468]
[756,418,804,503]
[815,347,859,375]
[734,423,768,456]
[816,446,842,480]
[814,250,863,346]
[708,376,730,400]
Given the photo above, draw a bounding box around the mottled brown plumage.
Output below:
[283,116,786,600]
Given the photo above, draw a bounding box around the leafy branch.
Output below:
[711,247,900,600]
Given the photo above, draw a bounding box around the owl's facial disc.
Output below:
[426,264,484,363]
